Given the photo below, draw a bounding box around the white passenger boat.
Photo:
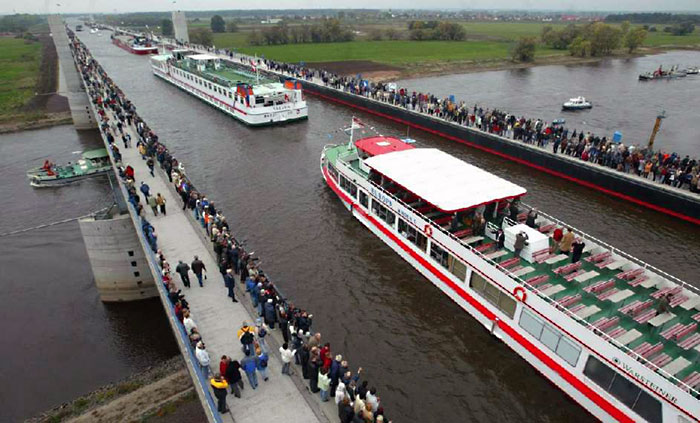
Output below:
[321,129,700,423]
[150,52,308,126]
[562,96,593,110]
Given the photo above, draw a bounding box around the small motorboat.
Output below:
[27,148,112,187]
[562,96,592,111]
[683,67,698,75]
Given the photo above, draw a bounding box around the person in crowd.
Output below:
[256,346,270,382]
[156,193,166,215]
[237,321,255,356]
[191,255,207,287]
[318,367,331,402]
[571,238,586,263]
[280,342,296,375]
[559,227,575,255]
[210,373,229,414]
[195,341,211,377]
[139,181,150,200]
[224,269,238,302]
[256,321,269,353]
[224,358,244,398]
[183,309,197,334]
[514,231,528,258]
[147,194,158,216]
[526,209,538,228]
[176,260,191,288]
[240,350,258,389]
[496,229,505,249]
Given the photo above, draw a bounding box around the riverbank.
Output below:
[307,45,699,82]
[27,356,204,423]
[0,111,71,133]
[0,32,70,132]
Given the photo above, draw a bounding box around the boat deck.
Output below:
[325,144,700,396]
[173,61,273,88]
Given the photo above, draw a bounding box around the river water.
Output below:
[398,50,700,157]
[4,30,699,422]
[0,126,178,422]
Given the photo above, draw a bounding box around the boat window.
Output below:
[583,356,661,423]
[371,199,395,227]
[256,96,265,105]
[338,175,357,199]
[448,255,467,281]
[359,191,368,208]
[519,309,581,366]
[328,164,338,181]
[430,242,449,268]
[469,271,516,319]
[398,219,427,252]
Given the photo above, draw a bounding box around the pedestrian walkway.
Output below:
[113,116,322,423]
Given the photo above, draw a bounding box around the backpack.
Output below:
[241,331,254,345]
[258,327,267,338]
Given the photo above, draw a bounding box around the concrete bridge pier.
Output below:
[79,207,158,302]
[172,11,189,44]
[48,15,97,130]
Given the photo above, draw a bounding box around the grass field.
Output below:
[0,37,42,114]
[206,21,699,69]
[228,39,566,65]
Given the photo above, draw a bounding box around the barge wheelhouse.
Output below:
[321,135,700,423]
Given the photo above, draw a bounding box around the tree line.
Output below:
[247,19,355,46]
[407,20,466,41]
[0,14,44,33]
[541,22,648,57]
[606,13,700,25]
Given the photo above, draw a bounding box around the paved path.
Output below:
[113,117,323,423]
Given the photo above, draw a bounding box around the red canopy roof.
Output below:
[354,136,413,157]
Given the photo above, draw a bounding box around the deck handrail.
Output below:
[523,203,699,296]
[332,147,699,398]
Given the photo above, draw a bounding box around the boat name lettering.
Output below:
[370,187,393,208]
[396,208,418,226]
[272,105,291,111]
[616,358,678,403]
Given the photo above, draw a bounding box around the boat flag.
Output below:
[249,59,257,72]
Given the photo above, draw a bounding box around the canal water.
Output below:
[398,50,700,157]
[5,29,698,422]
[0,126,178,422]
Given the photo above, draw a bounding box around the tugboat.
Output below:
[27,148,112,187]
[639,65,688,80]
[562,96,592,111]
[320,125,700,423]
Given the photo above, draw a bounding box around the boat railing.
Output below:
[336,151,698,397]
[523,202,699,296]
[499,216,699,397]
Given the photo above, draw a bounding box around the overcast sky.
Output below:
[3,0,700,15]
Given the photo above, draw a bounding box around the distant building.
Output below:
[261,18,282,24]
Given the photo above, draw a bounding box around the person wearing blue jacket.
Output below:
[240,350,258,389]
[255,347,269,382]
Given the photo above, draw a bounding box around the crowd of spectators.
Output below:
[71,30,393,423]
[182,43,700,195]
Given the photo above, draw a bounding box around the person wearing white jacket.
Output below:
[183,310,197,334]
[279,342,296,375]
[196,341,211,377]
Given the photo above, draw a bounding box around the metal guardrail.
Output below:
[332,145,699,397]
[67,31,224,423]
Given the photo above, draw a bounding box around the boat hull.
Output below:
[151,66,308,126]
[28,168,111,187]
[112,37,158,55]
[319,151,699,422]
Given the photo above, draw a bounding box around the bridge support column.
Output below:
[48,15,97,130]
[172,11,189,44]
[79,211,158,302]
